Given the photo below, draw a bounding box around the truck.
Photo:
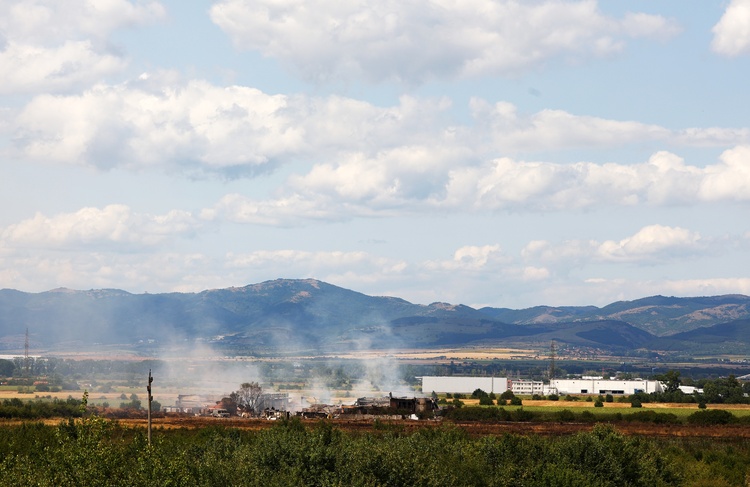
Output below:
[212,408,230,418]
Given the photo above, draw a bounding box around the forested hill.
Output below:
[0,279,748,353]
[479,294,750,336]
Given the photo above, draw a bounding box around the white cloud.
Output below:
[210,0,679,83]
[471,99,671,150]
[11,76,750,180]
[1,204,198,249]
[0,0,165,93]
[13,78,306,172]
[596,225,703,262]
[205,146,750,224]
[0,40,126,94]
[522,224,706,265]
[424,244,508,271]
[712,0,750,56]
[699,145,750,201]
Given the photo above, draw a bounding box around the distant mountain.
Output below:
[479,295,750,336]
[649,318,750,354]
[0,279,748,354]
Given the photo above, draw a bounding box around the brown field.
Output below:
[4,415,748,439]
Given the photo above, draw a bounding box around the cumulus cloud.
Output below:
[11,80,460,175]
[712,0,750,56]
[0,204,199,249]
[11,76,750,179]
[522,224,709,265]
[424,245,509,271]
[210,0,680,83]
[206,146,750,225]
[596,225,703,262]
[0,0,165,94]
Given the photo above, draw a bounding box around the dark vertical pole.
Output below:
[147,369,153,445]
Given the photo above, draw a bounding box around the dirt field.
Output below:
[5,415,749,439]
[113,416,750,439]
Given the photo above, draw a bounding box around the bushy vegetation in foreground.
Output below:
[444,405,749,426]
[1,417,750,486]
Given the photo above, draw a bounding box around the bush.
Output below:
[531,394,543,400]
[594,399,604,408]
[555,409,575,422]
[698,402,707,409]
[512,408,534,422]
[479,395,494,406]
[547,394,559,401]
[509,397,522,406]
[687,409,736,425]
[499,390,515,400]
[472,388,487,399]
[631,399,642,408]
[445,406,511,421]
[605,394,614,403]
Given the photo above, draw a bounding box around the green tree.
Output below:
[661,370,682,393]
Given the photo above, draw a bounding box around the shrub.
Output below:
[580,410,595,422]
[479,395,494,406]
[512,408,534,422]
[472,388,487,399]
[698,402,707,409]
[499,390,515,400]
[631,399,642,408]
[509,397,522,406]
[556,409,575,422]
[547,394,559,401]
[687,409,736,425]
[594,399,604,408]
[605,394,614,403]
[531,394,543,400]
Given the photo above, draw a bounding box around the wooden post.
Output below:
[147,369,153,445]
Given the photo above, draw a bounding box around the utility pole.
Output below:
[549,340,557,388]
[24,327,30,378]
[147,369,153,445]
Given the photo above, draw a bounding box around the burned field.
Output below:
[105,413,750,440]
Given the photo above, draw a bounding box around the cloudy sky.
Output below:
[1,0,749,308]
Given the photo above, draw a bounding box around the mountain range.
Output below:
[1,279,749,355]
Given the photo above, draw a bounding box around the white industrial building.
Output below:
[420,376,508,394]
[550,379,664,395]
[420,376,681,397]
[510,379,544,395]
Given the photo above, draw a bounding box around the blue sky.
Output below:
[1,0,749,308]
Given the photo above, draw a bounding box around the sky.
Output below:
[0,0,749,309]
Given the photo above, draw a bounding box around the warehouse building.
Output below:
[550,378,664,395]
[420,376,508,394]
